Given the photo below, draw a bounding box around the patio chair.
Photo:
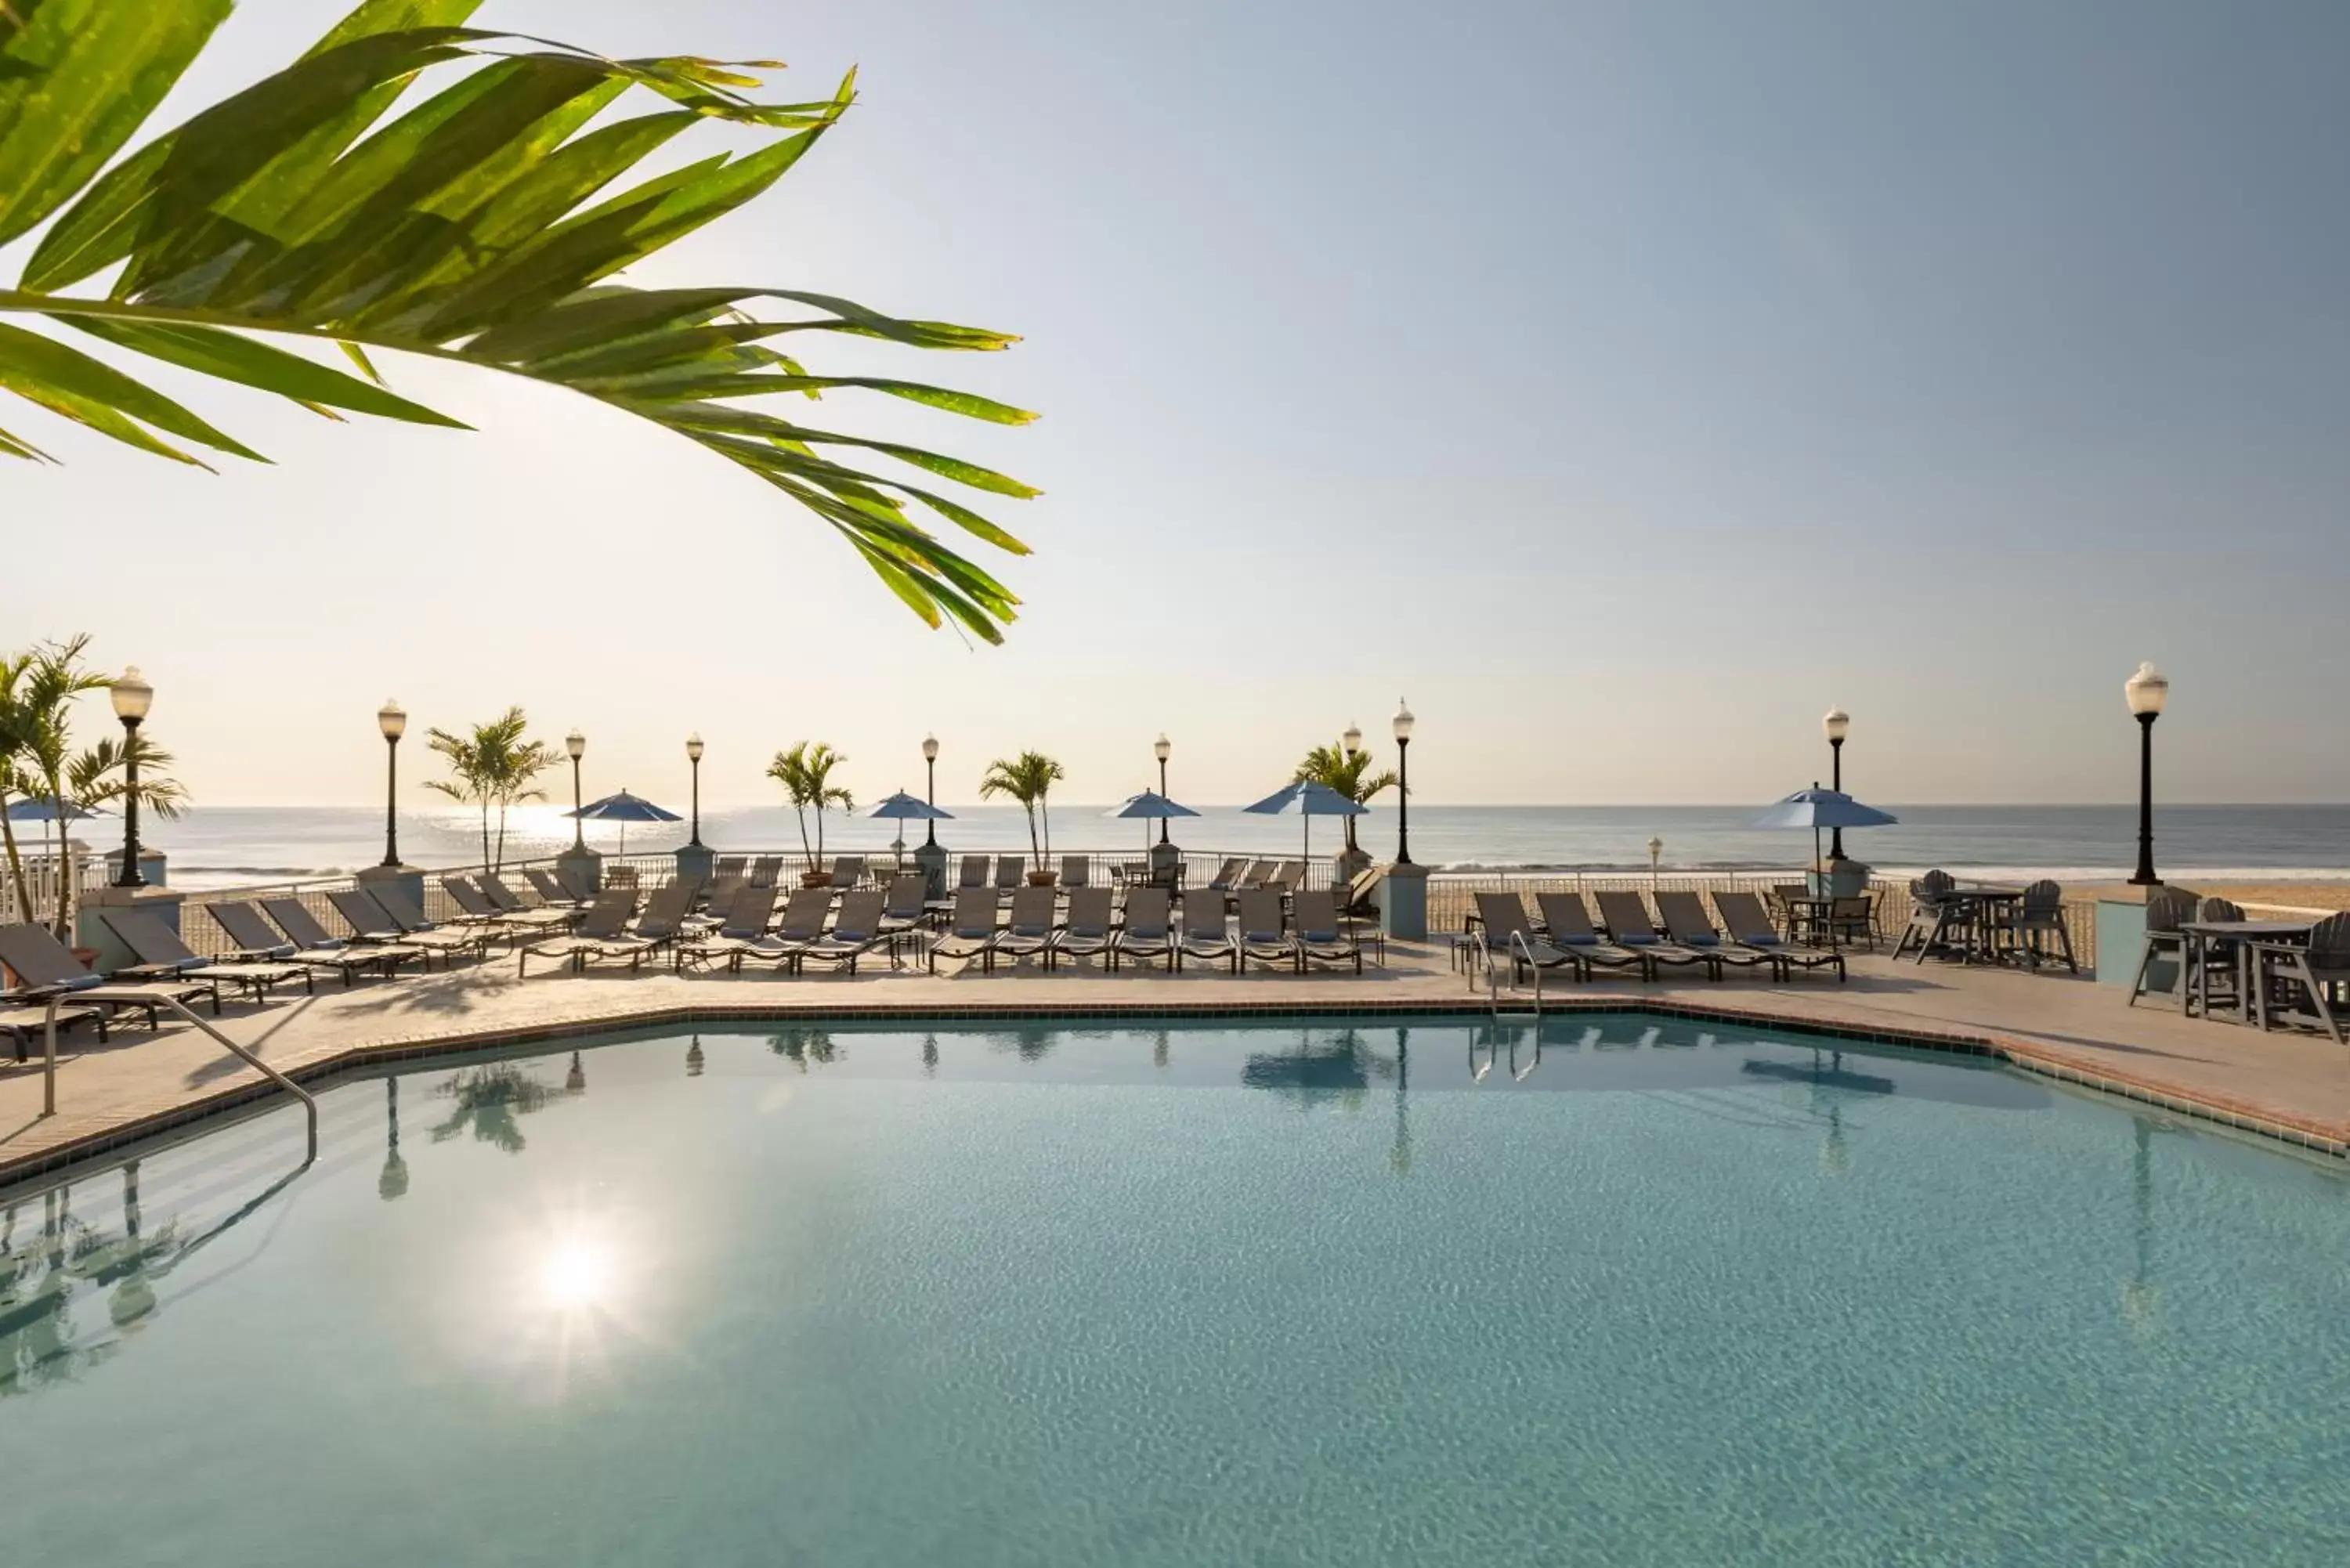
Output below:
[0,922,219,1028]
[2001,880,2078,973]
[1235,891,1293,972]
[993,856,1028,890]
[96,908,314,1001]
[2188,896,2247,1014]
[798,890,891,974]
[1826,895,1878,950]
[1593,891,1714,980]
[2126,886,2203,1008]
[1708,893,1847,982]
[1053,887,1116,967]
[674,886,780,971]
[1339,865,1385,919]
[1204,858,1247,893]
[1531,893,1651,980]
[1292,891,1361,974]
[0,995,108,1061]
[1893,873,1971,963]
[257,898,423,983]
[2251,912,2350,1044]
[992,886,1060,968]
[1180,891,1236,972]
[518,891,650,977]
[1115,887,1176,971]
[929,889,1003,973]
[1652,891,1777,980]
[1768,884,1813,941]
[339,886,495,965]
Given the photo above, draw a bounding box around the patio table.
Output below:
[2180,918,2316,1027]
[1932,887,2023,965]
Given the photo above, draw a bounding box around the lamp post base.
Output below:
[555,844,604,898]
[1379,862,1430,942]
[913,840,949,902]
[356,862,426,916]
[78,883,185,977]
[673,842,715,891]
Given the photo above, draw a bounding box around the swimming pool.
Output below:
[6,1015,2348,1563]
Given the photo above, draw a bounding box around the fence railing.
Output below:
[0,845,113,927]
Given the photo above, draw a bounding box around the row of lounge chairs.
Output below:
[1469,889,1847,985]
[924,887,1362,974]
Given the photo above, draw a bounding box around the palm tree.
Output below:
[0,2,1036,639]
[0,637,122,938]
[1293,739,1401,854]
[423,708,555,870]
[767,742,853,863]
[978,750,1066,862]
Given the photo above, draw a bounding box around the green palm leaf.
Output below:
[0,1,1036,641]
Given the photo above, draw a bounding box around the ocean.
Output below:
[104,803,2350,894]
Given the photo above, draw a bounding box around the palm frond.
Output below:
[0,1,1035,640]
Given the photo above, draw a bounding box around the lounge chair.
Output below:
[1060,854,1090,890]
[518,867,583,909]
[433,876,511,929]
[606,865,641,893]
[993,856,1027,890]
[992,886,1059,968]
[674,886,780,971]
[1652,891,1778,980]
[713,854,748,882]
[518,891,651,977]
[627,882,696,950]
[1115,887,1175,971]
[747,855,784,890]
[446,876,566,935]
[336,886,494,966]
[690,873,743,920]
[97,908,315,1000]
[1708,893,1847,982]
[957,855,992,891]
[0,995,108,1060]
[1181,892,1236,973]
[1291,891,1361,974]
[1053,887,1116,967]
[1260,862,1305,896]
[256,898,423,983]
[732,888,833,974]
[1593,891,1715,980]
[1473,891,1578,985]
[800,890,890,974]
[1235,891,1291,971]
[826,855,866,889]
[1533,892,1654,981]
[1339,865,1385,919]
[929,889,1003,972]
[0,922,219,1027]
[1235,859,1275,891]
[877,872,929,953]
[1204,858,1248,893]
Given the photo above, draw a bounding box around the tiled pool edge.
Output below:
[5,993,2342,1186]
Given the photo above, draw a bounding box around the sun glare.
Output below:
[542,1239,613,1311]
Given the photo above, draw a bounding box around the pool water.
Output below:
[5,1017,2348,1564]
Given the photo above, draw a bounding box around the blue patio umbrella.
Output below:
[1242,779,1365,862]
[4,798,105,822]
[1107,789,1198,852]
[566,788,682,855]
[870,789,954,866]
[1751,786,1899,874]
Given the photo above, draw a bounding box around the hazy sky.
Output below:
[4,0,2345,807]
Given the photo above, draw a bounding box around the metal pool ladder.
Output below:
[39,993,319,1165]
[1472,927,1546,1023]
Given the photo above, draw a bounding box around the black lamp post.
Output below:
[1153,733,1172,843]
[2126,663,2168,887]
[1341,721,1363,853]
[922,732,940,845]
[685,732,705,847]
[1390,699,1415,865]
[109,667,153,887]
[565,728,587,851]
[377,699,406,868]
[1822,706,1850,862]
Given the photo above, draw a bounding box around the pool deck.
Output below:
[5,940,2346,1183]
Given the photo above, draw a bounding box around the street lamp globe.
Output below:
[378,699,406,740]
[1823,706,1849,744]
[1391,699,1415,742]
[1153,732,1171,764]
[2125,663,2168,717]
[922,732,940,763]
[566,728,586,761]
[685,732,704,762]
[110,666,153,722]
[1342,721,1362,757]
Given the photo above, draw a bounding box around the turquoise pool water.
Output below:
[5,1016,2348,1564]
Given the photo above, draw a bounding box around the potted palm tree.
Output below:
[979,751,1066,884]
[769,742,853,884]
[1293,734,1401,890]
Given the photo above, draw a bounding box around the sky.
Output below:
[3,0,2345,808]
